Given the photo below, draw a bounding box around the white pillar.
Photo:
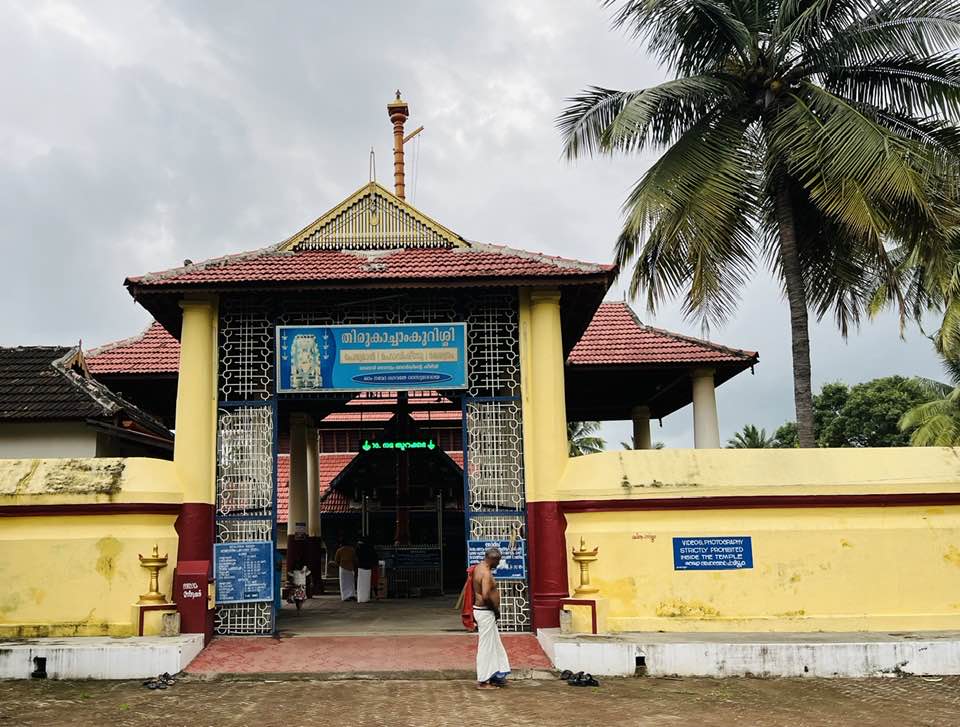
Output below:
[288,414,309,533]
[691,368,721,449]
[631,405,652,450]
[306,425,320,537]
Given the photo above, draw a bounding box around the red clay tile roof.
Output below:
[567,302,757,367]
[276,454,290,522]
[125,243,613,289]
[86,322,180,375]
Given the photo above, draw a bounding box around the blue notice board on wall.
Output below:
[673,536,753,571]
[467,540,527,580]
[214,541,275,604]
[276,323,467,393]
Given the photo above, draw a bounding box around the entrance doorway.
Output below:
[277,392,466,635]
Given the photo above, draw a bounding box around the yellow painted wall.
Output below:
[0,457,181,638]
[556,448,960,632]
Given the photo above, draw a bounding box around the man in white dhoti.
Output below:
[472,547,511,689]
[356,539,377,603]
[334,539,357,601]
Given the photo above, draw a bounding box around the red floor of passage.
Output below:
[186,634,552,675]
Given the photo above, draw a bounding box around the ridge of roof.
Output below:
[86,321,180,374]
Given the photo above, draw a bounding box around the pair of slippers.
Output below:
[560,670,599,687]
[143,672,177,690]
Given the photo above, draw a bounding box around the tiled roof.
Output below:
[567,302,757,367]
[125,243,613,289]
[276,450,466,522]
[0,346,104,420]
[0,346,172,438]
[276,454,290,522]
[86,322,179,375]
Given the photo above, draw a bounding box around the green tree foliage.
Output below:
[560,1,960,448]
[568,421,606,456]
[776,376,934,447]
[620,436,665,449]
[727,424,776,448]
[899,354,960,445]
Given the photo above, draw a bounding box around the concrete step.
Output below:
[537,628,960,678]
[0,635,205,680]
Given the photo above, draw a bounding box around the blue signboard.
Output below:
[276,323,467,393]
[673,536,753,571]
[214,540,275,604]
[467,540,526,580]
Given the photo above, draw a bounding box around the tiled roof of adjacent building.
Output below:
[86,321,180,375]
[0,345,172,438]
[125,243,613,290]
[567,302,758,367]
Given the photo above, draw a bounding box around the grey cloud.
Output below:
[0,1,943,446]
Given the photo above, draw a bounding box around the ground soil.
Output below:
[3,675,960,727]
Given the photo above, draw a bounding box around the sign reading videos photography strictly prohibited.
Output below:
[672,536,753,571]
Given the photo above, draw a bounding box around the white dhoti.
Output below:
[339,567,356,601]
[357,568,372,603]
[474,607,511,683]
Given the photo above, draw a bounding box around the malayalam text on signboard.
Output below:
[214,540,275,604]
[467,540,527,580]
[276,323,467,393]
[672,536,753,571]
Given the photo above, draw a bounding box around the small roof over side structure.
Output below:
[565,302,758,421]
[0,345,173,445]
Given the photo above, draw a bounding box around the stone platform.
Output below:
[538,629,960,677]
[0,635,204,680]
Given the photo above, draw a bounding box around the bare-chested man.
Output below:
[472,547,511,689]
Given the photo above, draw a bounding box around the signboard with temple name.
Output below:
[672,536,753,571]
[276,323,467,393]
[214,541,275,604]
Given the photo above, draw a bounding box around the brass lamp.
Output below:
[571,538,599,597]
[138,544,169,605]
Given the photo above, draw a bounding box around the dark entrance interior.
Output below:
[277,392,466,634]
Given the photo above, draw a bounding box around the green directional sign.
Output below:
[361,439,437,452]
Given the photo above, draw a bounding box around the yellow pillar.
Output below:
[288,414,309,534]
[631,405,652,450]
[174,297,218,505]
[306,425,320,537]
[692,368,721,449]
[520,288,571,630]
[522,288,570,502]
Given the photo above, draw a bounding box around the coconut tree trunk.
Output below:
[774,177,816,447]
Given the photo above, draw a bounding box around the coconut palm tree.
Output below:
[620,436,666,449]
[727,424,776,448]
[560,1,960,447]
[900,353,960,445]
[568,421,606,456]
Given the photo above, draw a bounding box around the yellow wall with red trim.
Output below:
[0,458,180,637]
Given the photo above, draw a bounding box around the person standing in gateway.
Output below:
[335,537,357,601]
[472,547,511,689]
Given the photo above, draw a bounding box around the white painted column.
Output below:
[631,405,652,450]
[306,425,320,537]
[288,414,308,533]
[691,368,721,449]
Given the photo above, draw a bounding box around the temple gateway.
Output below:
[3,97,959,676]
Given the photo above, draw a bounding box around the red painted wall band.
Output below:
[527,500,569,631]
[0,503,181,516]
[559,492,960,513]
[175,502,215,563]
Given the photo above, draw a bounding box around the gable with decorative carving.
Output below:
[279,182,465,251]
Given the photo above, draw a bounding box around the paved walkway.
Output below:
[4,676,960,726]
[277,595,462,636]
[186,634,552,676]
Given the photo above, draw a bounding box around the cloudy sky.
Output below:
[0,0,943,447]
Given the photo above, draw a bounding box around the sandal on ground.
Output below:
[559,669,573,681]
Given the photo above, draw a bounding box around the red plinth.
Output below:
[175,503,214,563]
[526,500,568,630]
